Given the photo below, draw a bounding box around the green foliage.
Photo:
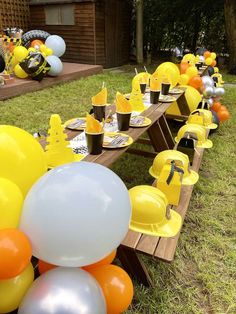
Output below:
[136,0,226,55]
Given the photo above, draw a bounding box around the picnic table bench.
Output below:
[40,88,206,287]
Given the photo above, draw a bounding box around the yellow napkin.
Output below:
[91,87,107,105]
[150,75,161,91]
[129,81,145,112]
[86,113,103,133]
[116,92,132,113]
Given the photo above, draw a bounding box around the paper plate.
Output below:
[169,88,184,95]
[159,95,176,102]
[130,116,151,128]
[103,132,133,148]
[64,117,86,130]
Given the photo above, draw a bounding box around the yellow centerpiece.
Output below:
[86,113,103,133]
[116,92,132,113]
[91,87,107,105]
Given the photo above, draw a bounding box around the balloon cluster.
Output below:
[175,50,229,123]
[13,34,66,80]
[0,125,133,314]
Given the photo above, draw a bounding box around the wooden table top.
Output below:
[61,91,184,168]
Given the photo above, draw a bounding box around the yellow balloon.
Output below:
[195,55,200,63]
[14,64,28,79]
[186,66,198,78]
[28,47,36,53]
[214,67,219,73]
[179,74,189,85]
[205,57,213,65]
[0,263,34,313]
[45,47,53,56]
[132,72,151,87]
[40,44,47,53]
[155,62,180,88]
[166,85,201,115]
[0,178,23,229]
[0,126,47,197]
[13,46,28,62]
[182,53,195,65]
[210,52,216,60]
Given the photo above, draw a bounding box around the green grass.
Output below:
[0,67,235,314]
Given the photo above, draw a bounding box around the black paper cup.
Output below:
[85,132,104,155]
[161,83,171,95]
[116,112,131,131]
[140,83,147,94]
[93,105,106,122]
[150,90,160,104]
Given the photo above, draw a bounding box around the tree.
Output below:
[224,0,236,68]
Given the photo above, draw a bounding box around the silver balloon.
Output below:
[207,98,214,106]
[199,55,205,62]
[18,268,106,314]
[214,87,225,96]
[203,86,214,98]
[202,76,214,87]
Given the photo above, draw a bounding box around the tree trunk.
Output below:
[224,0,236,69]
[136,0,143,64]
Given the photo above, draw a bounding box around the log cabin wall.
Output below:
[29,0,131,67]
[30,1,96,64]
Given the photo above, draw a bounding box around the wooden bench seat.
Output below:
[118,146,205,286]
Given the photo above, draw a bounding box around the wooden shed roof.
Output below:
[30,0,95,5]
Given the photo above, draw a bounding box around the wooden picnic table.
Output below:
[40,88,204,287]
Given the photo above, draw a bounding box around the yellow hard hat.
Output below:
[186,109,218,129]
[149,150,199,185]
[175,124,213,148]
[129,185,182,237]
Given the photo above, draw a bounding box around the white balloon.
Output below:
[20,162,131,267]
[202,76,214,87]
[18,268,106,314]
[207,98,214,106]
[203,86,214,98]
[46,55,63,76]
[45,35,66,57]
[199,55,205,62]
[214,87,225,96]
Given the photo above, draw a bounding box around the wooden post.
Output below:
[136,0,143,64]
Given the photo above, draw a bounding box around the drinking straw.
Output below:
[135,68,138,75]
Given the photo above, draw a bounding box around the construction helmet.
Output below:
[129,185,182,237]
[186,109,218,130]
[175,124,213,148]
[149,150,199,185]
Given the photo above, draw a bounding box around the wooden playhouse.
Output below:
[29,0,132,68]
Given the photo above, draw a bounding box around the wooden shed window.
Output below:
[45,4,75,25]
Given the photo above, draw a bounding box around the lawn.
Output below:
[0,67,235,314]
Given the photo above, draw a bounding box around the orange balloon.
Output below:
[88,265,134,314]
[82,250,117,271]
[219,105,227,111]
[204,51,211,59]
[31,40,43,48]
[38,260,57,275]
[211,102,222,112]
[180,62,190,74]
[211,60,217,67]
[0,229,32,279]
[188,75,202,89]
[217,109,230,122]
